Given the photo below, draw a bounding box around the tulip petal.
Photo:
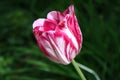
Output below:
[34,32,61,63]
[33,18,45,29]
[59,15,78,51]
[53,30,77,63]
[64,14,82,51]
[47,33,70,64]
[47,11,64,24]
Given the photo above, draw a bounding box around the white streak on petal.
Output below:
[63,28,78,50]
[67,43,70,56]
[56,37,65,56]
[40,39,57,58]
[48,35,70,64]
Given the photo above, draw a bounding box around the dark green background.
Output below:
[0,0,120,80]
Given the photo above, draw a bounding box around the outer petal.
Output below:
[47,29,78,64]
[63,6,83,52]
[47,32,70,64]
[33,29,61,63]
[58,15,79,51]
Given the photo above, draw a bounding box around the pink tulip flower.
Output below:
[33,5,82,65]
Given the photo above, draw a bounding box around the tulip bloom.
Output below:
[33,5,82,65]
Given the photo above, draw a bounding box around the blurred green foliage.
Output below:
[0,0,120,80]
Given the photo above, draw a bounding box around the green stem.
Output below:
[72,60,86,80]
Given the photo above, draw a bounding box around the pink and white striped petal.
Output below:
[33,5,83,64]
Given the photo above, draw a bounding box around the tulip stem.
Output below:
[72,60,86,80]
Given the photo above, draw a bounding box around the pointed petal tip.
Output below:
[69,4,74,8]
[69,4,74,12]
[63,4,74,15]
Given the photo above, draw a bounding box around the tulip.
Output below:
[32,5,82,65]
